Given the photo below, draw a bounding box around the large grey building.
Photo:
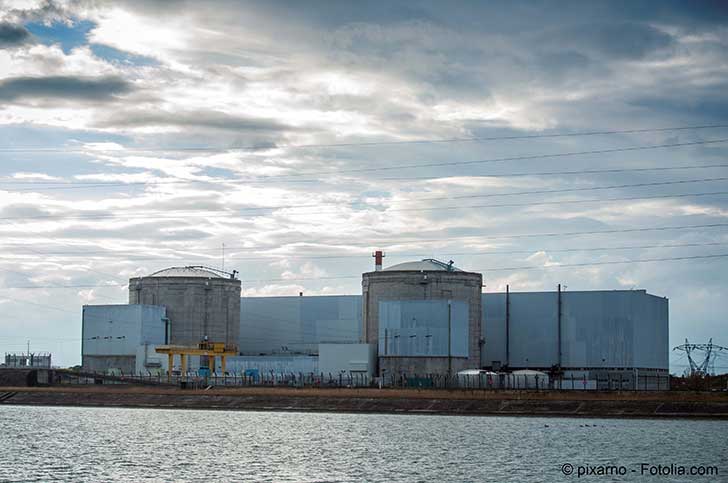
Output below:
[240,295,361,355]
[81,304,167,373]
[81,262,670,385]
[481,289,668,382]
[362,259,483,375]
[129,266,241,349]
[240,287,668,380]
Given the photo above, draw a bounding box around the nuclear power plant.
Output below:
[81,255,670,389]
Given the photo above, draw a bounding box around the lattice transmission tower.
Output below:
[673,338,727,376]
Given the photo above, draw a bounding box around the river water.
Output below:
[0,405,726,482]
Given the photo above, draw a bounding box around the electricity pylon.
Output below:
[673,338,727,376]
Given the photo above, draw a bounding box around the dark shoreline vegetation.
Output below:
[2,386,727,420]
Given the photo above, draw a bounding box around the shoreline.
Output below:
[2,386,727,419]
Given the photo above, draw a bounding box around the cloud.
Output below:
[95,109,298,134]
[542,22,675,60]
[1,1,728,368]
[0,75,133,102]
[0,21,31,47]
[11,171,61,180]
[3,0,71,25]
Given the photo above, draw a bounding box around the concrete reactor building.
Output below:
[82,266,240,373]
[363,253,482,375]
[129,266,241,348]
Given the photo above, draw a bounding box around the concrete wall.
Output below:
[481,290,669,372]
[319,343,376,376]
[129,276,241,348]
[134,344,175,374]
[81,304,166,373]
[83,355,136,374]
[240,295,361,355]
[363,270,483,375]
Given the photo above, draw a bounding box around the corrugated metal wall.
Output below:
[82,304,166,356]
[378,300,469,357]
[481,290,668,370]
[81,304,167,373]
[238,290,668,371]
[239,295,361,354]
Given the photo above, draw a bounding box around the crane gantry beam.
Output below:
[156,342,238,377]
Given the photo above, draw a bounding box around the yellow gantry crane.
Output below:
[155,341,238,377]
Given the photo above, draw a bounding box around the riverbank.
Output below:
[1,386,727,419]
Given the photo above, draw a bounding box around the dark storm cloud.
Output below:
[630,97,728,125]
[539,22,675,60]
[97,109,298,133]
[0,75,133,102]
[610,0,728,29]
[534,51,598,83]
[0,22,31,47]
[628,82,728,123]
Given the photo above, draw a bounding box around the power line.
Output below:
[387,190,728,213]
[255,138,728,178]
[484,253,728,272]
[2,252,727,287]
[1,123,726,153]
[3,221,728,257]
[0,335,81,341]
[213,241,728,260]
[247,253,728,281]
[3,138,727,184]
[374,222,728,245]
[3,240,727,261]
[3,178,728,222]
[0,295,77,313]
[0,218,124,281]
[3,163,728,190]
[379,163,728,182]
[417,176,728,202]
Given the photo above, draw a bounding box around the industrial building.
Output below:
[83,266,240,374]
[4,352,51,369]
[363,257,483,375]
[81,304,167,373]
[240,295,361,354]
[129,266,240,348]
[81,259,670,388]
[481,288,668,388]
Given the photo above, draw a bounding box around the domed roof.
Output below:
[148,266,225,278]
[384,259,462,272]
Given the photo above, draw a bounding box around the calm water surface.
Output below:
[0,405,726,482]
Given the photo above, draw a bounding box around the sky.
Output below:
[0,0,727,370]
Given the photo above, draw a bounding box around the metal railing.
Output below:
[58,370,671,391]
